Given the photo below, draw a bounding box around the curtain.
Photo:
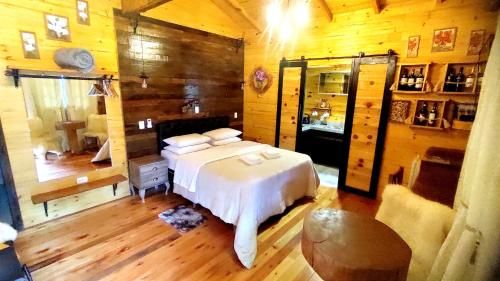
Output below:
[64,79,97,121]
[21,78,64,136]
[428,14,500,281]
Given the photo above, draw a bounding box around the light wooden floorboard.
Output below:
[16,186,379,280]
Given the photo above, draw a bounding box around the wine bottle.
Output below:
[476,66,483,93]
[407,69,415,91]
[415,67,424,91]
[399,70,408,90]
[444,69,455,92]
[416,102,428,126]
[455,67,465,92]
[464,68,475,92]
[428,103,437,127]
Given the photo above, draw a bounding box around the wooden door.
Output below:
[339,56,396,197]
[275,60,307,151]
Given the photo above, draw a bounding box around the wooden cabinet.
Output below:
[297,129,343,168]
[129,155,169,203]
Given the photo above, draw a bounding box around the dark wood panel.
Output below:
[114,10,244,158]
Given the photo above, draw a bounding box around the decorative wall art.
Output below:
[390,100,411,123]
[431,27,457,52]
[45,13,71,41]
[249,67,273,95]
[77,0,90,25]
[20,31,40,59]
[407,36,420,58]
[467,29,486,55]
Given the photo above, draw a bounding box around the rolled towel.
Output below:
[240,154,263,165]
[54,48,95,73]
[262,148,280,159]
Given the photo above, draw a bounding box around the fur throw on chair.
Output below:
[376,184,455,281]
[0,222,17,243]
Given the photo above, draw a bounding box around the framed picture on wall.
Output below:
[467,29,486,56]
[77,0,90,25]
[44,13,71,42]
[431,27,457,52]
[390,100,411,123]
[407,36,420,58]
[19,31,40,59]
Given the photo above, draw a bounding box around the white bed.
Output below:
[163,140,319,268]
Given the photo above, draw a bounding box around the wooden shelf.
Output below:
[438,91,477,96]
[452,120,473,130]
[311,107,332,110]
[409,125,444,131]
[393,90,429,95]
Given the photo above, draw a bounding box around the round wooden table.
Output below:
[301,208,411,281]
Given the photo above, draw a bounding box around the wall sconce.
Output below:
[182,99,200,114]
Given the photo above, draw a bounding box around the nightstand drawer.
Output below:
[141,174,168,188]
[138,161,168,175]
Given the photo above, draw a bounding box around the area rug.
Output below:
[158,205,206,233]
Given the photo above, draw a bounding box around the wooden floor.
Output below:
[35,151,112,182]
[16,186,379,281]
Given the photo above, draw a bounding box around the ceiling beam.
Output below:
[371,0,381,13]
[317,0,333,22]
[210,0,263,32]
[121,0,173,14]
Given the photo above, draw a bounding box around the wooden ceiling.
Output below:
[121,0,499,32]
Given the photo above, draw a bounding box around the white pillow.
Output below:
[211,137,242,146]
[203,128,242,141]
[163,133,211,148]
[165,143,212,155]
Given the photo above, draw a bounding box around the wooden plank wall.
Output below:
[0,0,130,227]
[240,0,498,196]
[114,11,244,158]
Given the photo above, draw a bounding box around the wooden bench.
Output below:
[31,174,128,217]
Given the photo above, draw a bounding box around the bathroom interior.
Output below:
[297,61,352,182]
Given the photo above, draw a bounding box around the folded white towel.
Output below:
[262,149,280,159]
[240,154,263,165]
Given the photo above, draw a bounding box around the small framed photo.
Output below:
[20,31,40,59]
[77,0,90,25]
[432,27,457,52]
[45,13,71,42]
[407,36,420,58]
[467,29,486,56]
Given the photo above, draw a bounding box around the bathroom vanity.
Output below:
[297,123,344,168]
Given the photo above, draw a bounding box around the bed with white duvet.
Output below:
[156,117,319,268]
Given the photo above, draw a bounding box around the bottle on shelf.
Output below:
[407,69,416,91]
[398,69,408,90]
[415,102,428,126]
[464,67,475,92]
[428,103,437,127]
[476,66,484,93]
[444,69,455,92]
[455,67,465,92]
[415,67,424,91]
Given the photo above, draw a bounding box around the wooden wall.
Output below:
[239,0,498,196]
[114,11,244,158]
[0,0,130,227]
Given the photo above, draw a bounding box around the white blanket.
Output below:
[173,141,319,268]
[173,141,269,192]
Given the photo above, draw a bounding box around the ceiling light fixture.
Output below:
[266,0,310,42]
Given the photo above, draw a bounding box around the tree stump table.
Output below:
[302,208,411,281]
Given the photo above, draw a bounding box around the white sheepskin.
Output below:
[376,184,456,281]
[0,222,17,243]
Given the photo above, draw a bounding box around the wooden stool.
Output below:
[302,208,411,281]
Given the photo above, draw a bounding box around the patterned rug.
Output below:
[158,205,206,233]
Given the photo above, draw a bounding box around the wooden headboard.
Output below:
[156,116,230,152]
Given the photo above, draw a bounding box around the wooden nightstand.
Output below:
[128,155,169,203]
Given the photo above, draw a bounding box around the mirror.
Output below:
[318,71,351,95]
[21,78,111,182]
